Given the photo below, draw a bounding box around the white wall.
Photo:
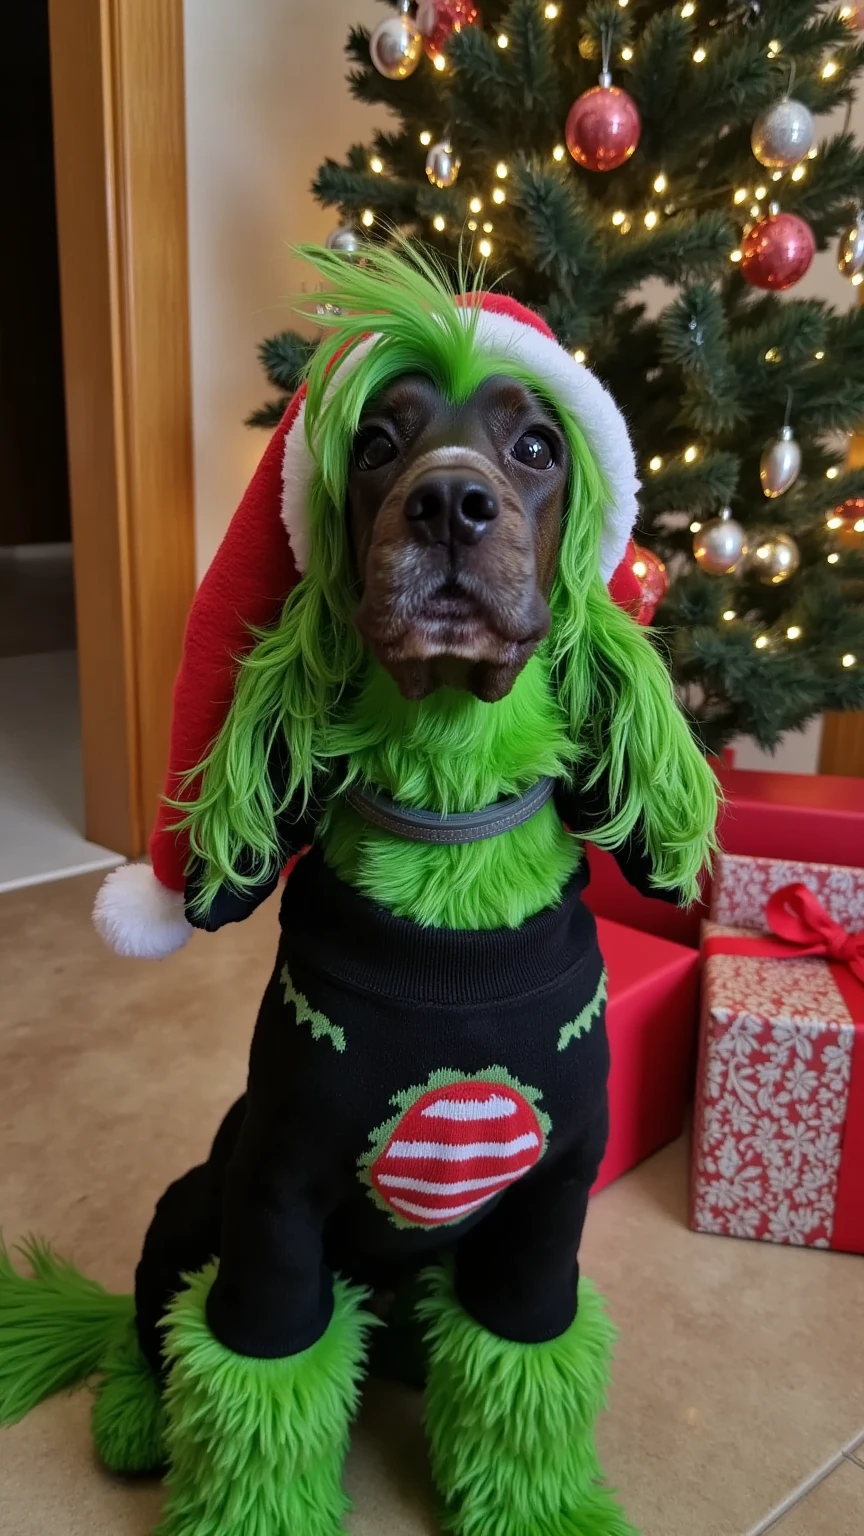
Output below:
[183,0,381,576]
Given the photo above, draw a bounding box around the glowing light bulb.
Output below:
[653,173,668,194]
[764,347,782,363]
[433,215,446,231]
[433,53,446,71]
[690,521,702,533]
[644,209,659,229]
[791,164,805,181]
[750,203,761,217]
[618,0,629,8]
[755,185,767,199]
[754,635,769,649]
[573,348,587,363]
[808,145,819,159]
[734,188,748,204]
[611,210,627,226]
[827,516,844,529]
[827,467,840,479]
[693,46,707,63]
[827,552,840,564]
[497,33,509,48]
[722,610,736,621]
[852,273,864,286]
[786,625,802,640]
[681,1,696,15]
[552,144,566,161]
[495,162,509,179]
[842,653,857,667]
[492,187,506,204]
[771,170,783,181]
[544,2,559,15]
[632,559,647,578]
[482,220,494,232]
[478,237,493,257]
[767,39,782,57]
[467,219,478,231]
[648,455,663,472]
[621,45,634,61]
[822,59,838,79]
[684,444,698,463]
[361,209,375,227]
[730,249,743,262]
[855,519,864,533]
[841,4,854,17]
[420,131,432,146]
[370,156,384,174]
[814,350,825,360]
[469,196,482,213]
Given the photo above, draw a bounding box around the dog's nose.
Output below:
[404,473,499,546]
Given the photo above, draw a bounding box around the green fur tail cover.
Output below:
[418,1266,638,1536]
[156,1263,376,1536]
[91,1312,167,1473]
[0,1239,132,1425]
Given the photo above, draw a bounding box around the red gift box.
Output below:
[691,854,864,1253]
[584,845,707,948]
[715,767,864,866]
[592,917,701,1194]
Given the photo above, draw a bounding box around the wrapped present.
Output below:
[691,857,864,1253]
[584,845,707,949]
[715,767,864,867]
[593,916,701,1194]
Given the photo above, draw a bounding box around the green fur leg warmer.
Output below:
[91,1313,167,1473]
[418,1268,638,1536]
[155,1263,375,1536]
[0,1239,133,1424]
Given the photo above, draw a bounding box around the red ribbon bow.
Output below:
[763,883,864,983]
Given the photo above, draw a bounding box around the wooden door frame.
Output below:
[48,0,195,856]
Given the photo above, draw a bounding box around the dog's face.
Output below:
[346,374,570,702]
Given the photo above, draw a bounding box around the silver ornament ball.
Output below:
[760,424,801,499]
[325,225,361,256]
[748,532,800,585]
[369,13,423,79]
[425,139,461,188]
[693,507,748,575]
[838,212,864,280]
[751,97,814,169]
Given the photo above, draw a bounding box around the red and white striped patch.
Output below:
[370,1080,543,1227]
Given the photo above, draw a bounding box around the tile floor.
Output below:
[1,871,862,1536]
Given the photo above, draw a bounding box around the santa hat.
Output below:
[93,290,640,960]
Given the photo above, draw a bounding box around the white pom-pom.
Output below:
[93,863,192,959]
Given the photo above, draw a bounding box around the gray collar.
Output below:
[345,777,556,845]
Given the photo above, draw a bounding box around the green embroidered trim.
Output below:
[557,970,607,1053]
[280,965,346,1054]
[357,1066,551,1231]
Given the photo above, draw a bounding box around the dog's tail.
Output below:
[0,1237,132,1424]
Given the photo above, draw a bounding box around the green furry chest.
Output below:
[319,800,580,930]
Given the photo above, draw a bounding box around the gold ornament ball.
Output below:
[748,533,801,585]
[693,509,748,575]
[425,140,461,188]
[369,13,424,79]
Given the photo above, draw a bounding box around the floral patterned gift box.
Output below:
[690,854,864,1253]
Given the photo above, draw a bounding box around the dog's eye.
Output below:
[512,431,555,469]
[354,428,398,471]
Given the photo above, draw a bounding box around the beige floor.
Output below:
[1,871,862,1536]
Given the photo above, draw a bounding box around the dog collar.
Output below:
[345,777,556,845]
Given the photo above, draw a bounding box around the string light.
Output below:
[764,347,782,363]
[827,467,840,479]
[632,561,647,580]
[653,173,668,194]
[853,273,864,287]
[433,54,446,71]
[644,209,659,229]
[482,220,494,232]
[683,445,699,463]
[611,210,627,226]
[552,144,566,161]
[814,350,826,360]
[808,146,819,160]
[478,237,493,257]
[497,33,509,48]
[370,156,384,174]
[856,519,864,533]
[621,45,634,60]
[469,196,483,213]
[755,185,767,199]
[750,203,761,217]
[734,188,748,204]
[842,653,857,667]
[791,165,806,182]
[754,635,769,649]
[767,39,782,57]
[722,610,736,621]
[492,187,506,204]
[648,455,663,471]
[361,209,375,227]
[693,46,707,63]
[467,218,478,231]
[618,216,632,233]
[573,348,587,363]
[495,162,508,179]
[840,4,855,17]
[681,1,696,15]
[544,2,559,15]
[618,0,629,8]
[730,249,743,263]
[827,515,844,529]
[433,215,446,231]
[822,59,838,79]
[690,520,702,533]
[828,552,840,564]
[786,625,802,640]
[771,170,783,182]
[420,131,432,146]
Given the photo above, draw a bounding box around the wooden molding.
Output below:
[48,0,195,855]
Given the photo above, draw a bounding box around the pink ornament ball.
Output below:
[565,84,641,173]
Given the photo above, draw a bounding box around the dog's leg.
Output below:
[154,1110,375,1536]
[419,1131,638,1536]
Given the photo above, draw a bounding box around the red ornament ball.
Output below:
[565,84,641,173]
[740,212,815,291]
[417,0,481,58]
[829,498,864,549]
[609,538,668,625]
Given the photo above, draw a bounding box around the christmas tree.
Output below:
[252,0,864,754]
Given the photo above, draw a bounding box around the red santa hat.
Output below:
[93,290,641,959]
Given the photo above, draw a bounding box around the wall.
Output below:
[183,0,381,576]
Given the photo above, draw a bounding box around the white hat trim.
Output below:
[93,862,192,959]
[280,308,639,582]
